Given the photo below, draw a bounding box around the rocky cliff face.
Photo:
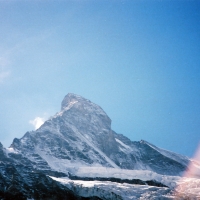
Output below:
[0,142,106,200]
[9,93,189,176]
[1,93,199,199]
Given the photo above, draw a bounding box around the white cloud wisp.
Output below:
[29,117,45,130]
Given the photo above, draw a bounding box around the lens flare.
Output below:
[174,143,200,198]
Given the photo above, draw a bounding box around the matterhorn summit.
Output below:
[1,93,200,199]
[10,93,189,175]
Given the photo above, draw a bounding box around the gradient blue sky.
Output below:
[0,0,199,157]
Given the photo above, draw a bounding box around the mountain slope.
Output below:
[1,93,200,199]
[10,93,190,176]
[0,142,90,200]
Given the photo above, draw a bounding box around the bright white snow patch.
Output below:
[50,175,200,199]
[74,167,180,188]
[50,176,173,199]
[4,147,19,156]
[115,138,132,151]
[29,117,45,130]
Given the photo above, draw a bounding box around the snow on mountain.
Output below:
[0,141,85,199]
[1,93,200,199]
[9,93,191,176]
[50,176,174,200]
[50,174,200,199]
[141,140,189,168]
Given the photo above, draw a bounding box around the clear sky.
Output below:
[0,0,199,157]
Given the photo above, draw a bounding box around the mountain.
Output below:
[0,142,86,200]
[1,93,200,199]
[10,93,189,176]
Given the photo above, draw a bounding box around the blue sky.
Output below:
[0,0,199,157]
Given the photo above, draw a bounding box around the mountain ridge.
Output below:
[8,93,190,176]
[1,93,199,199]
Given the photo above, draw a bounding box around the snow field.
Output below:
[50,176,173,200]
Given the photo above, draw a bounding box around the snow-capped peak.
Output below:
[9,93,192,177]
[61,93,88,111]
[1,93,199,199]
